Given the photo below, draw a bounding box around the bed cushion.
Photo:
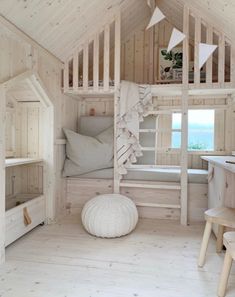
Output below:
[63,126,114,177]
[71,167,208,184]
[79,116,114,137]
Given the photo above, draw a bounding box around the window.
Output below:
[172,110,215,151]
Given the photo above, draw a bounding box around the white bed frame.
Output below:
[66,177,207,223]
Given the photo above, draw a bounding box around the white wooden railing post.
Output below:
[83,43,89,91]
[218,34,225,86]
[194,16,201,86]
[93,33,99,92]
[114,11,121,90]
[103,24,110,92]
[63,60,69,92]
[206,24,213,85]
[73,51,78,91]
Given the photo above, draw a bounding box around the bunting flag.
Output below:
[199,43,217,69]
[146,7,165,30]
[167,28,186,52]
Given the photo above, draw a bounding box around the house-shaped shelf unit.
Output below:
[3,71,55,246]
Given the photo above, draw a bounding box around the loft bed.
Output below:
[61,5,235,225]
[61,75,235,224]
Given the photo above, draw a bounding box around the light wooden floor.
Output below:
[1,216,235,297]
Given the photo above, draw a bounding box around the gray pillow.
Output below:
[63,126,114,177]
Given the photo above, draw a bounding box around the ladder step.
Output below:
[135,202,181,209]
[125,164,181,169]
[147,110,182,115]
[141,147,155,151]
[139,129,181,133]
[120,182,181,190]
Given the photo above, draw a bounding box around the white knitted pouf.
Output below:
[81,194,138,238]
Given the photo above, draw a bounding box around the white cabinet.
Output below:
[206,158,235,236]
[208,164,226,209]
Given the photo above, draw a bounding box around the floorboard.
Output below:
[0,216,235,297]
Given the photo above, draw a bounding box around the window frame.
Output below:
[171,109,216,152]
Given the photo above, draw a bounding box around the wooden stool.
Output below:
[218,232,235,297]
[198,207,235,267]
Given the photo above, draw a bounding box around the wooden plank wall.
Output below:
[120,19,187,83]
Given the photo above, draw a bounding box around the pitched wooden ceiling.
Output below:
[156,0,235,42]
[0,0,234,62]
[0,0,150,61]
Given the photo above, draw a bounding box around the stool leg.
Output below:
[217,251,233,297]
[198,221,212,267]
[216,225,225,253]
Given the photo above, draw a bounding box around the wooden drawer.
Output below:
[5,195,46,246]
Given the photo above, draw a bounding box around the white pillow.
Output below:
[63,126,113,177]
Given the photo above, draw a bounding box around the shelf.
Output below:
[5,158,43,168]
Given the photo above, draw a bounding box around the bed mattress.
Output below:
[70,167,208,184]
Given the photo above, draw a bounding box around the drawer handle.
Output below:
[23,207,32,226]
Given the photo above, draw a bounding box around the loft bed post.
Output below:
[0,84,6,263]
[114,90,120,194]
[225,95,233,154]
[181,5,190,225]
[103,24,110,92]
[113,10,121,193]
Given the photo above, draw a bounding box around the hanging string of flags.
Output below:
[198,43,217,69]
[167,28,186,52]
[146,6,218,69]
[146,7,165,30]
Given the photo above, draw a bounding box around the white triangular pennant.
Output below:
[167,28,186,52]
[146,7,165,30]
[199,43,217,69]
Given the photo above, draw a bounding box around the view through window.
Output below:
[172,110,215,150]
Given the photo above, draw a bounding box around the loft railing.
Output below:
[183,5,235,88]
[63,12,121,95]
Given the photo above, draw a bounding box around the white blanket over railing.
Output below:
[116,81,152,175]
